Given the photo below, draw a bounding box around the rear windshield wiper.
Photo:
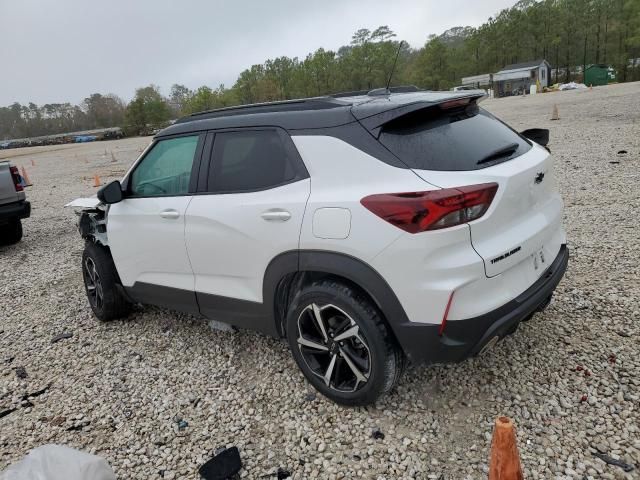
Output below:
[477,142,519,165]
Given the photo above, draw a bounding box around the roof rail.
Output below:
[330,89,371,98]
[177,97,346,124]
[330,85,421,98]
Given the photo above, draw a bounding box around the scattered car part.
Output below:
[593,452,634,473]
[198,447,242,480]
[0,444,116,480]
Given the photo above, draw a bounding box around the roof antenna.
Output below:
[385,40,405,92]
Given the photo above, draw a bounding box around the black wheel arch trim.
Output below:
[124,251,414,351]
[263,249,411,347]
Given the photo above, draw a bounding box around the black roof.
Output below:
[156,87,486,138]
[499,59,548,71]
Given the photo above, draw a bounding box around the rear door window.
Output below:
[378,105,531,171]
[207,130,305,193]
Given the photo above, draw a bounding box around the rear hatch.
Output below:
[363,95,563,278]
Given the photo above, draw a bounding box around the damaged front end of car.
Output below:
[64,197,109,247]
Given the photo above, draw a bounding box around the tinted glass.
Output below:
[379,106,531,171]
[209,130,297,192]
[130,135,199,196]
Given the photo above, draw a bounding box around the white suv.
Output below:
[69,88,568,405]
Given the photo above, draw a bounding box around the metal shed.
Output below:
[493,60,551,97]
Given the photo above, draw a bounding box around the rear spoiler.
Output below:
[353,92,486,138]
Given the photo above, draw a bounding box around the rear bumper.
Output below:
[0,200,31,222]
[394,244,569,364]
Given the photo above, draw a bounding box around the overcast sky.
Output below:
[0,0,515,106]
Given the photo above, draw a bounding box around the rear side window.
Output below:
[378,105,531,171]
[208,130,302,193]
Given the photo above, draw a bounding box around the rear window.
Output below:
[378,104,531,171]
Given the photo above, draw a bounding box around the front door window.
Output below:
[130,135,199,197]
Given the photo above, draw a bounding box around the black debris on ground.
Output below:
[198,446,242,480]
[177,419,188,431]
[22,384,51,401]
[15,366,27,379]
[51,332,73,343]
[66,420,91,432]
[276,467,291,479]
[593,452,634,472]
[372,428,385,440]
[0,407,18,419]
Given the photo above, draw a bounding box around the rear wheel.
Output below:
[82,242,131,321]
[0,219,22,245]
[286,280,404,406]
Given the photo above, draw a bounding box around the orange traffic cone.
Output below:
[93,174,101,187]
[489,416,524,480]
[20,166,32,187]
[551,104,559,121]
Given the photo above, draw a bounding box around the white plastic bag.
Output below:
[1,445,115,480]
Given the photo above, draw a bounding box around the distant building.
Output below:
[493,60,551,97]
[461,73,493,89]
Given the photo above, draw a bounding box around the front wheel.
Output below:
[82,242,131,321]
[286,280,404,406]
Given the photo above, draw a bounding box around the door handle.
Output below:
[261,209,291,222]
[160,209,180,219]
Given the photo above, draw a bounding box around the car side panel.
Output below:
[292,135,429,262]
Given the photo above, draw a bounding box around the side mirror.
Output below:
[520,128,549,147]
[97,180,123,204]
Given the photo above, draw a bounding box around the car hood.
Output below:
[64,197,102,209]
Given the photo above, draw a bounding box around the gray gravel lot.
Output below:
[1,82,639,479]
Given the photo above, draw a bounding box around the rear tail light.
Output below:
[361,183,498,233]
[9,166,23,192]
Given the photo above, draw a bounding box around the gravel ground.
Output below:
[1,82,639,480]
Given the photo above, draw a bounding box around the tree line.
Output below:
[1,0,638,140]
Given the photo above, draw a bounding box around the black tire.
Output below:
[286,280,404,406]
[82,242,131,321]
[0,219,22,245]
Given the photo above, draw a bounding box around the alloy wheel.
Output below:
[84,257,104,311]
[296,303,371,392]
